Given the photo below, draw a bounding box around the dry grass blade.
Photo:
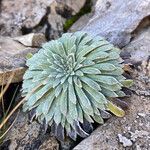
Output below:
[0,110,20,140]
[0,83,42,130]
[0,72,15,101]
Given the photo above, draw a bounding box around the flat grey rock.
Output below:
[0,33,46,85]
[81,0,150,48]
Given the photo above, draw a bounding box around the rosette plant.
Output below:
[22,32,132,141]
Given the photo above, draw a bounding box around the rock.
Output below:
[122,27,150,64]
[0,33,46,85]
[55,0,86,14]
[69,0,97,32]
[39,137,59,150]
[137,113,146,117]
[74,91,150,150]
[122,27,150,96]
[0,0,53,36]
[74,4,150,150]
[1,112,59,150]
[46,0,86,39]
[14,33,46,47]
[80,0,150,48]
[130,130,149,142]
[118,134,132,147]
[0,0,86,38]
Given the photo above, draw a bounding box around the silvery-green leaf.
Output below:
[59,90,68,115]
[36,103,44,116]
[75,70,84,76]
[77,42,107,58]
[79,34,93,44]
[92,114,104,124]
[66,113,74,125]
[101,87,118,97]
[53,78,61,88]
[34,83,53,100]
[80,76,101,91]
[84,113,94,123]
[45,98,57,123]
[80,67,101,75]
[23,70,41,80]
[68,101,78,120]
[80,104,94,116]
[55,84,62,97]
[93,44,113,52]
[84,91,106,110]
[73,76,82,87]
[83,84,107,104]
[97,51,120,63]
[77,104,83,123]
[68,76,73,84]
[54,107,62,125]
[115,75,126,81]
[61,75,69,84]
[75,86,92,110]
[65,121,71,135]
[32,73,47,82]
[74,31,87,45]
[50,41,66,56]
[68,83,77,104]
[95,63,116,71]
[82,59,95,67]
[92,106,100,115]
[100,82,122,91]
[61,115,66,127]
[101,67,124,76]
[42,91,55,115]
[89,75,119,85]
[115,90,126,97]
[68,44,77,54]
[62,81,68,92]
[87,51,109,60]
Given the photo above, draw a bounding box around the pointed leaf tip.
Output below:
[107,101,125,117]
[121,79,133,87]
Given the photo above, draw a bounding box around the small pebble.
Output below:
[127,126,131,131]
[118,134,133,147]
[137,113,146,117]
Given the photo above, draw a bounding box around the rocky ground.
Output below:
[0,0,150,150]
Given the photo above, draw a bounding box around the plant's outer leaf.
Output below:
[107,101,125,117]
[95,63,116,71]
[116,90,126,97]
[68,83,77,104]
[89,75,119,85]
[75,86,93,110]
[82,119,93,133]
[121,79,133,87]
[68,127,77,141]
[80,76,101,91]
[73,121,89,138]
[55,124,65,141]
[92,114,104,124]
[81,67,101,75]
[83,84,107,104]
[59,91,68,116]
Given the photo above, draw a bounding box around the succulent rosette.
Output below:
[22,32,132,140]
